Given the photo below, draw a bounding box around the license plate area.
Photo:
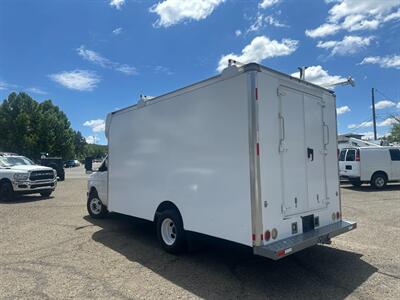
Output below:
[302,214,315,233]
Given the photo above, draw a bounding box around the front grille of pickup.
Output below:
[29,170,54,181]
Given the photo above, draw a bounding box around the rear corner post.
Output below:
[247,68,263,247]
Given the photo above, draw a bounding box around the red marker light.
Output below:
[265,230,271,241]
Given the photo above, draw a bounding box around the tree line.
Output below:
[0,92,107,160]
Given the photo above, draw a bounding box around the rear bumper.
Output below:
[253,220,356,260]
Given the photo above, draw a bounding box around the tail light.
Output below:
[265,230,271,241]
[355,149,360,161]
[337,211,341,219]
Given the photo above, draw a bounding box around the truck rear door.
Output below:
[278,86,327,217]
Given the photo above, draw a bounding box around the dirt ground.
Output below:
[1,166,399,299]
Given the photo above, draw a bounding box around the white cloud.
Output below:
[25,87,47,95]
[49,70,100,91]
[110,0,125,10]
[378,117,398,127]
[348,117,398,129]
[149,0,225,28]
[235,29,242,37]
[359,55,400,69]
[112,27,123,35]
[317,35,373,56]
[305,23,341,38]
[348,121,373,129]
[83,119,105,133]
[265,15,288,27]
[153,65,174,75]
[247,13,264,32]
[397,102,400,109]
[77,45,137,75]
[328,0,399,22]
[247,13,287,33]
[85,136,96,144]
[373,100,396,110]
[0,80,18,90]
[259,0,279,9]
[305,0,400,38]
[337,105,351,115]
[291,65,346,87]
[217,35,298,72]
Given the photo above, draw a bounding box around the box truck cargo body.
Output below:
[88,63,356,259]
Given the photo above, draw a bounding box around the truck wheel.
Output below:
[350,179,362,187]
[0,181,15,201]
[40,190,52,197]
[157,209,186,254]
[371,172,387,189]
[87,193,108,219]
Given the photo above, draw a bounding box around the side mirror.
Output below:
[85,157,93,172]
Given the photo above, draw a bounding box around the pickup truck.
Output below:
[0,153,57,201]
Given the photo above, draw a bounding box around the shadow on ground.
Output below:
[85,214,377,299]
[0,194,54,204]
[341,183,400,192]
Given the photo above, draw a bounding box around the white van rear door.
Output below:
[278,86,327,217]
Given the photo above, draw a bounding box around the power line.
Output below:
[375,88,398,102]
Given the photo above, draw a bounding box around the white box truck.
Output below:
[86,63,356,260]
[339,146,400,188]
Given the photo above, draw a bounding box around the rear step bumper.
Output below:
[253,220,356,260]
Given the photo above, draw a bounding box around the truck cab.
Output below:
[86,157,108,218]
[0,153,57,201]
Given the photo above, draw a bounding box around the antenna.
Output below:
[323,76,356,88]
[297,66,308,80]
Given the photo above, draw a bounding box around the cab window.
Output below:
[98,157,108,172]
[346,149,356,161]
[339,150,346,161]
[389,149,400,161]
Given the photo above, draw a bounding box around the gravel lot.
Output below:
[1,166,399,299]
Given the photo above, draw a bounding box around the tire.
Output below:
[87,193,108,219]
[40,190,52,197]
[58,172,65,181]
[0,181,15,201]
[350,179,362,187]
[156,209,186,254]
[371,172,387,189]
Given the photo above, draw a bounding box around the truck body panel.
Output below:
[101,63,355,258]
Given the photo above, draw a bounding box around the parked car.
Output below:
[40,157,65,181]
[64,160,80,168]
[85,62,356,260]
[339,147,400,188]
[0,153,57,200]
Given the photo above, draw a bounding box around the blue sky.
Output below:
[1,0,399,145]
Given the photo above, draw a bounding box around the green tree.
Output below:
[0,92,79,159]
[388,123,400,143]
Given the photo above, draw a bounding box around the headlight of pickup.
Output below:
[13,173,29,181]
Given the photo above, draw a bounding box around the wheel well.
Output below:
[89,187,98,196]
[154,201,183,224]
[371,171,388,181]
[0,178,12,186]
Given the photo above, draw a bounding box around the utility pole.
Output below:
[371,88,377,140]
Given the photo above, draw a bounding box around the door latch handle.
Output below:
[307,148,314,161]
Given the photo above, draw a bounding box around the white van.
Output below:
[86,63,356,260]
[339,147,400,188]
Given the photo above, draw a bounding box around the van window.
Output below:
[346,149,356,161]
[389,149,400,161]
[339,150,346,161]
